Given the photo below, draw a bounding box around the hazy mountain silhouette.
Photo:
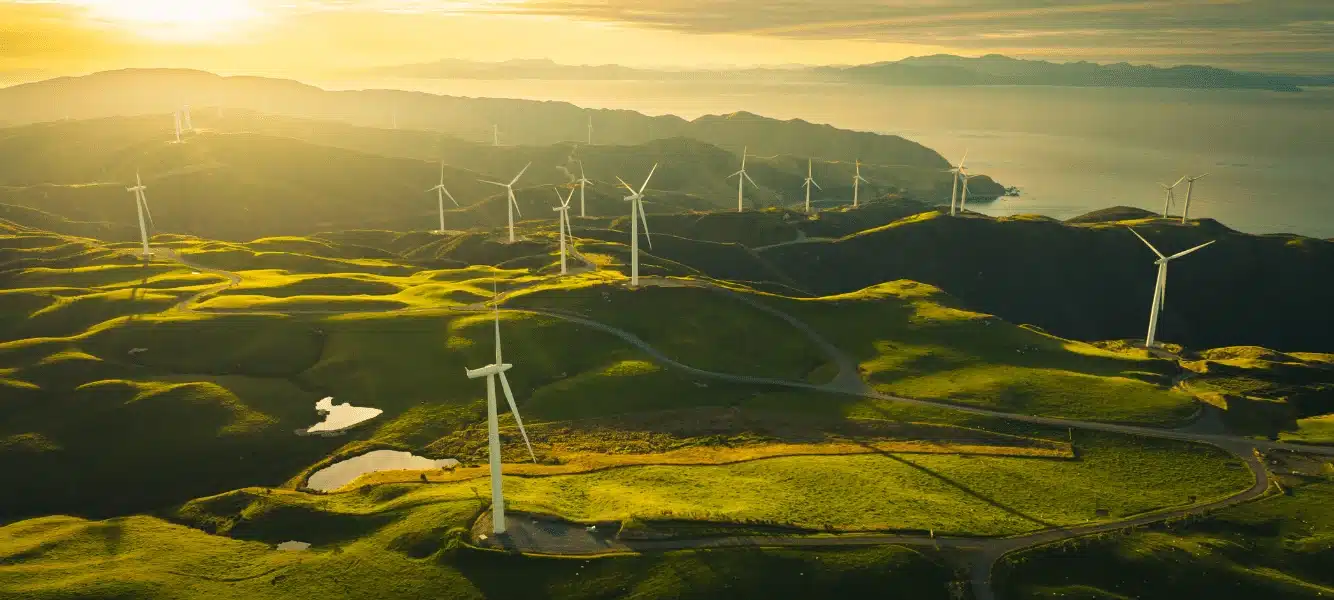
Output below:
[355,55,1333,92]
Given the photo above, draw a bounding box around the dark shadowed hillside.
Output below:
[761,212,1334,352]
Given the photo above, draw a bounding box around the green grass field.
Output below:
[1180,346,1334,441]
[0,511,956,600]
[994,455,1334,599]
[769,281,1198,425]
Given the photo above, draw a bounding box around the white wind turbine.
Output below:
[947,151,968,216]
[586,114,593,145]
[852,160,869,207]
[182,105,193,131]
[427,161,459,234]
[728,147,758,213]
[1128,227,1215,349]
[552,189,574,275]
[493,124,500,147]
[1159,176,1186,218]
[479,163,531,243]
[464,290,538,535]
[172,110,182,143]
[616,164,656,287]
[125,171,154,258]
[1180,173,1209,224]
[575,160,593,218]
[802,158,822,213]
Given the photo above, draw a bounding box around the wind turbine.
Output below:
[575,161,593,218]
[125,171,154,258]
[802,158,822,213]
[552,189,574,275]
[1127,227,1215,349]
[1159,176,1187,218]
[479,163,531,243]
[172,111,182,143]
[464,290,538,535]
[852,160,869,207]
[728,147,757,213]
[427,161,459,234]
[493,124,500,147]
[1180,174,1209,224]
[947,151,968,216]
[182,105,193,131]
[587,114,593,145]
[616,164,656,287]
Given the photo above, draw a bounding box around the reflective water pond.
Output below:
[307,450,460,492]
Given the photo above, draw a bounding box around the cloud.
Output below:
[484,0,1334,70]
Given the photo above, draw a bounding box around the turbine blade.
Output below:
[492,282,502,363]
[639,163,657,196]
[1170,175,1187,188]
[959,150,968,169]
[140,192,155,230]
[743,172,757,187]
[616,176,636,196]
[638,199,652,249]
[510,190,523,219]
[1127,227,1165,259]
[478,179,506,187]
[439,161,445,185]
[497,371,537,463]
[728,170,743,179]
[812,180,823,191]
[1166,240,1215,261]
[444,188,459,207]
[509,162,531,186]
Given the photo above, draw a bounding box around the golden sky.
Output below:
[2,0,1330,79]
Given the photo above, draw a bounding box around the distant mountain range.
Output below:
[364,54,1334,92]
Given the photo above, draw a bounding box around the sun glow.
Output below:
[74,0,263,41]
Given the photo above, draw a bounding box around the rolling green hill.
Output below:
[761,211,1334,353]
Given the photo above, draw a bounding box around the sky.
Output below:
[2,0,1331,80]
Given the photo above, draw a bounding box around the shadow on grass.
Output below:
[855,439,1058,530]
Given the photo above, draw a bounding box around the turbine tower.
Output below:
[1128,227,1215,349]
[616,164,656,287]
[852,160,869,207]
[947,151,968,216]
[728,147,757,213]
[587,114,593,145]
[427,161,459,234]
[802,158,822,214]
[125,171,154,258]
[493,124,500,147]
[552,189,574,275]
[479,163,531,243]
[1180,173,1210,224]
[575,161,593,218]
[1159,176,1186,218]
[464,293,538,535]
[182,105,193,131]
[172,111,182,144]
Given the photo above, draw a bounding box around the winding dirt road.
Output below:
[144,242,1327,600]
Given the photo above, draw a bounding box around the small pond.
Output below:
[307,450,460,492]
[301,396,383,435]
[276,541,310,552]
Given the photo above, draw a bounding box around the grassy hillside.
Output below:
[769,280,1197,425]
[1180,346,1334,441]
[995,452,1334,599]
[763,211,1334,353]
[0,512,956,600]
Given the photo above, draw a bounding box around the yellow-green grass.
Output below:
[179,246,416,277]
[770,281,1197,425]
[1182,347,1334,440]
[0,511,953,600]
[323,432,1245,537]
[507,282,835,382]
[1281,415,1334,444]
[995,461,1334,600]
